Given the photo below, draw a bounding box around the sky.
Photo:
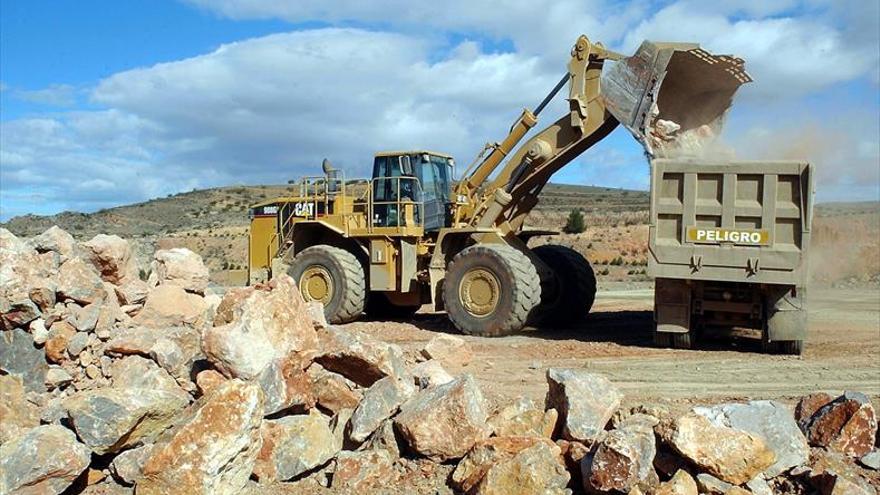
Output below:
[1,0,878,220]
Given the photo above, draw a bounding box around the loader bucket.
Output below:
[601,41,751,157]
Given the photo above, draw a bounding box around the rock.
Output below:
[46,366,74,389]
[196,369,227,396]
[332,450,395,492]
[253,409,338,482]
[115,278,150,305]
[105,326,202,379]
[803,391,878,458]
[316,326,405,387]
[488,398,557,439]
[212,286,256,326]
[0,327,48,392]
[0,291,40,329]
[110,444,152,485]
[545,368,622,443]
[30,318,49,344]
[149,248,210,294]
[411,359,454,389]
[331,408,354,450]
[67,331,90,356]
[85,364,101,379]
[305,301,328,329]
[0,424,91,495]
[359,419,402,458]
[695,400,809,477]
[859,449,880,470]
[56,257,106,305]
[256,353,315,415]
[421,334,473,367]
[670,412,776,485]
[586,414,658,493]
[695,473,733,494]
[452,436,569,495]
[557,439,590,480]
[349,376,415,443]
[45,320,76,363]
[745,476,773,495]
[83,234,139,285]
[73,300,102,332]
[64,387,189,455]
[202,275,317,380]
[394,374,490,461]
[796,392,834,431]
[30,225,78,260]
[28,286,56,313]
[655,470,698,495]
[308,366,362,414]
[138,380,264,495]
[109,355,190,399]
[0,375,40,443]
[808,448,876,495]
[134,284,207,329]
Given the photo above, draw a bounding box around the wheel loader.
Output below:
[247,35,751,336]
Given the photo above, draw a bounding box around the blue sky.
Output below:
[1,0,878,220]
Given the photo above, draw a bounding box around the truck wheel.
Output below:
[653,331,672,348]
[672,332,692,349]
[443,244,540,337]
[766,340,804,356]
[532,245,597,326]
[366,292,419,319]
[289,245,366,324]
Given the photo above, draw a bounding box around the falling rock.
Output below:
[0,375,40,443]
[545,368,622,443]
[333,449,396,492]
[149,248,210,294]
[695,400,810,477]
[0,327,48,392]
[394,374,490,461]
[803,391,878,458]
[655,469,698,495]
[115,278,150,305]
[30,225,78,260]
[488,397,558,438]
[110,444,152,486]
[83,234,140,285]
[316,326,406,387]
[138,380,264,495]
[349,376,415,443]
[308,365,362,414]
[585,414,658,493]
[421,334,473,367]
[0,424,91,495]
[202,275,317,380]
[256,353,315,415]
[670,412,776,485]
[134,284,207,329]
[56,257,107,305]
[452,436,569,495]
[64,387,189,455]
[253,409,338,482]
[411,359,454,389]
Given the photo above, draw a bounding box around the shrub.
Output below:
[563,209,586,234]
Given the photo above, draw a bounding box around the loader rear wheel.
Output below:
[532,244,597,326]
[443,244,540,337]
[289,245,366,324]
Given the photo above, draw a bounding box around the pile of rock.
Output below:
[1,226,878,495]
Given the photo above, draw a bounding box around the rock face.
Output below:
[316,326,406,387]
[349,376,415,443]
[452,436,569,495]
[149,248,210,294]
[545,368,622,444]
[801,392,878,458]
[138,380,264,495]
[394,374,490,461]
[134,284,207,329]
[694,400,809,477]
[333,450,396,492]
[64,387,189,455]
[83,234,139,285]
[421,334,473,367]
[253,409,339,482]
[585,414,658,493]
[0,328,48,392]
[670,412,776,485]
[0,424,91,495]
[0,375,40,443]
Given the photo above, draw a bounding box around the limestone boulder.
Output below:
[0,375,40,444]
[0,328,48,392]
[421,334,473,367]
[138,380,264,495]
[149,248,210,294]
[349,376,415,443]
[802,391,877,458]
[332,450,396,492]
[0,425,91,495]
[109,355,190,400]
[83,234,139,285]
[488,398,557,439]
[584,414,658,493]
[452,436,569,495]
[545,368,622,443]
[316,326,405,387]
[655,470,698,495]
[411,359,454,389]
[253,409,339,482]
[30,225,78,259]
[56,257,106,305]
[134,284,207,329]
[110,444,152,486]
[115,278,150,305]
[394,374,490,461]
[308,365,362,414]
[256,353,315,415]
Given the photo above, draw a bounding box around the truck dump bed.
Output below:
[648,158,814,287]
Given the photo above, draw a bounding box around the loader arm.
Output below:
[454,35,750,236]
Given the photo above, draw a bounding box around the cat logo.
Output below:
[686,227,770,246]
[293,202,316,217]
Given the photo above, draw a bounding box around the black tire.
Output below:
[531,245,597,326]
[288,245,366,324]
[767,340,804,356]
[672,332,692,349]
[653,331,672,348]
[366,292,419,319]
[443,244,540,337]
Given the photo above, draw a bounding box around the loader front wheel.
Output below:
[532,244,597,326]
[443,244,540,337]
[289,245,366,324]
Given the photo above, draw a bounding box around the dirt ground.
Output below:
[343,286,880,414]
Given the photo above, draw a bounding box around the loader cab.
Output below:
[371,151,454,231]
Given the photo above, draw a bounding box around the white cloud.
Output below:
[13,84,79,107]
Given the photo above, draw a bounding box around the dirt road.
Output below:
[342,287,880,412]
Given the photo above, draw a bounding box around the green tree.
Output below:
[563,209,586,234]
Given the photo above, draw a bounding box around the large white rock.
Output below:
[149,248,210,294]
[253,409,339,482]
[545,368,623,444]
[349,376,415,443]
[83,233,139,285]
[133,284,207,329]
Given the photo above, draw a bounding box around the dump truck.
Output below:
[247,34,751,336]
[648,158,814,354]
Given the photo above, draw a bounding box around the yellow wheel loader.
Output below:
[247,35,751,336]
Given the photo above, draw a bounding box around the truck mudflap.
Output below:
[765,286,807,342]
